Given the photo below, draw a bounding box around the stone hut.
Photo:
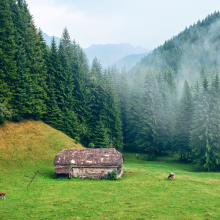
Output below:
[53,148,123,179]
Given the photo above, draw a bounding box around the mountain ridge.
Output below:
[114,51,152,70]
[130,11,220,87]
[84,43,149,68]
[39,30,150,69]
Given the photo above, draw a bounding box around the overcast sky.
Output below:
[26,0,220,49]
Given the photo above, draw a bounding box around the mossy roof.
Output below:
[54,148,123,166]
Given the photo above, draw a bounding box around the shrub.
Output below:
[88,143,95,148]
[108,169,117,180]
[75,136,80,143]
[0,102,12,124]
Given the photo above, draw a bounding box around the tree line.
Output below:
[115,66,220,171]
[112,11,220,171]
[0,0,123,150]
[2,0,220,171]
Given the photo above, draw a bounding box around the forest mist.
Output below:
[117,12,220,171]
[1,1,220,171]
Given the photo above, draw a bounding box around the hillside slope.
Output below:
[0,120,83,173]
[114,51,151,70]
[130,12,220,87]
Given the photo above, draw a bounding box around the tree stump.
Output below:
[168,172,175,180]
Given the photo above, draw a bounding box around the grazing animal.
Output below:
[0,192,6,199]
[168,172,175,180]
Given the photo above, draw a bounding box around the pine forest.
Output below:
[2,0,220,172]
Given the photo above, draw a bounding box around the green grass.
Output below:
[1,121,220,219]
[1,152,220,220]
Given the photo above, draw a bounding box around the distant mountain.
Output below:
[40,30,61,46]
[40,30,150,68]
[83,44,149,68]
[114,51,152,70]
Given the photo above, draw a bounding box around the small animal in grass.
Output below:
[168,172,175,180]
[136,154,139,159]
[0,192,6,199]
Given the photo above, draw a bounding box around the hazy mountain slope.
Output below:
[84,43,149,68]
[114,51,151,70]
[0,120,83,171]
[130,12,220,88]
[41,30,60,46]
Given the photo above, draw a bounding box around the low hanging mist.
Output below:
[1,0,220,172]
[112,12,220,171]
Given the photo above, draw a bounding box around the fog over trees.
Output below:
[1,0,220,171]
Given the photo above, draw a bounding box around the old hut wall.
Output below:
[70,167,117,179]
[54,148,123,179]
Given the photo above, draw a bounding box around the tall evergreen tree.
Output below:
[58,38,78,138]
[93,118,109,148]
[190,77,220,171]
[43,37,63,130]
[174,80,193,161]
[0,0,17,108]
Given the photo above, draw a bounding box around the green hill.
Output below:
[0,120,83,173]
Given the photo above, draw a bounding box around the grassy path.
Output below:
[1,152,220,219]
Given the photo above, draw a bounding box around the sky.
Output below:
[26,0,220,49]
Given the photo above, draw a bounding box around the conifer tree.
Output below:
[13,1,47,120]
[9,0,32,120]
[136,74,161,159]
[102,69,123,150]
[174,80,193,161]
[58,40,78,138]
[76,47,91,145]
[13,44,32,121]
[125,67,145,151]
[190,77,220,171]
[93,118,109,148]
[0,0,17,108]
[117,67,129,146]
[43,37,63,130]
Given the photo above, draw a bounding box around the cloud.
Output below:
[26,0,220,49]
[28,0,127,48]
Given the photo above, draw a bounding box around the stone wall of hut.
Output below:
[55,165,123,179]
[70,167,116,179]
[117,165,123,178]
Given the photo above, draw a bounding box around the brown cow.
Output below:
[0,192,6,199]
[168,172,175,180]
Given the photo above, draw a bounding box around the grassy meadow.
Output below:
[1,121,220,219]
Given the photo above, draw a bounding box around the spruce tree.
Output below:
[136,73,164,159]
[43,37,63,130]
[102,69,123,151]
[190,77,220,171]
[174,80,193,161]
[13,1,47,120]
[13,44,32,121]
[125,67,144,152]
[93,118,109,148]
[58,40,78,138]
[0,0,17,108]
